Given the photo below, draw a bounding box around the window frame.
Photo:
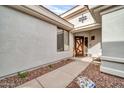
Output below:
[57,28,69,52]
[91,35,95,40]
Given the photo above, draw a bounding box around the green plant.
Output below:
[18,71,28,79]
[48,64,52,69]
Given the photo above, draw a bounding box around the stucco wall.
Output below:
[0,6,73,77]
[101,8,124,77]
[88,29,102,57]
[102,8,124,58]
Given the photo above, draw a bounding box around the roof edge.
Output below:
[60,5,79,16]
[7,5,74,31]
[100,5,124,15]
[60,5,87,18]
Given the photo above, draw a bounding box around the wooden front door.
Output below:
[75,36,84,57]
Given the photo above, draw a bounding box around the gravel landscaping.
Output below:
[1,58,123,88]
[67,61,124,88]
[0,59,73,88]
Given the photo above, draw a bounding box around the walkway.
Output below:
[17,57,92,88]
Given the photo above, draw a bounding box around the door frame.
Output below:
[74,36,84,57]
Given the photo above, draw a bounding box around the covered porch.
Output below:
[72,23,102,58]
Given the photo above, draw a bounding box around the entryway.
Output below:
[75,36,84,57]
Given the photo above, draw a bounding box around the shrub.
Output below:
[18,71,28,79]
[48,64,53,69]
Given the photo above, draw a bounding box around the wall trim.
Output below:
[100,66,124,78]
[100,6,124,16]
[101,56,124,64]
[60,6,87,19]
[72,23,101,33]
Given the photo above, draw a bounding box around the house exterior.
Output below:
[0,5,124,78]
[61,5,102,57]
[61,5,124,78]
[0,5,74,78]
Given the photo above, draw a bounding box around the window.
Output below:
[64,31,69,50]
[91,36,95,40]
[57,29,64,51]
[57,28,69,51]
[85,37,88,47]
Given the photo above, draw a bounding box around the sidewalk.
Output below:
[17,57,92,88]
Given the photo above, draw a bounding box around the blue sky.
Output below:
[43,5,75,15]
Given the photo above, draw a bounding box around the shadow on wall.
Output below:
[88,29,101,49]
[102,41,124,58]
[88,29,102,57]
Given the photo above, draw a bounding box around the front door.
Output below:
[75,36,84,57]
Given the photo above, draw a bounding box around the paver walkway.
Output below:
[17,57,92,88]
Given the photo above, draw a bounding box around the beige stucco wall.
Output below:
[74,28,101,57]
[100,7,124,77]
[0,6,73,77]
[101,8,124,59]
[88,29,102,57]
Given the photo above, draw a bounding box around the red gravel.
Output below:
[0,59,73,88]
[67,61,124,88]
